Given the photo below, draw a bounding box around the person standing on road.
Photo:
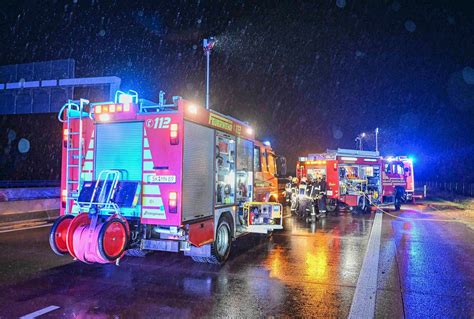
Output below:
[316,175,327,217]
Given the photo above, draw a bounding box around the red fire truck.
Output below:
[296,149,412,212]
[49,91,283,265]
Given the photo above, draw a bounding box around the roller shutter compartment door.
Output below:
[95,122,143,181]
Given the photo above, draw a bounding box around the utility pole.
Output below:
[203,37,217,110]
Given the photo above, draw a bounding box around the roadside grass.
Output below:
[423,190,474,230]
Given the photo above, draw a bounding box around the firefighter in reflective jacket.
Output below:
[314,175,327,217]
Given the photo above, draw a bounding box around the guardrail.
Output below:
[0,180,60,188]
[419,181,474,198]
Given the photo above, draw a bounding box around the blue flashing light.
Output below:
[115,90,139,104]
[263,140,271,147]
[118,93,133,104]
[407,156,416,163]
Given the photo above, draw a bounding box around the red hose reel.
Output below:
[50,213,130,264]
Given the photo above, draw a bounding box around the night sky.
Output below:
[0,0,473,181]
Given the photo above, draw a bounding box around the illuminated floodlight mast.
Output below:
[355,132,366,150]
[375,127,379,153]
[203,37,217,110]
[355,128,379,152]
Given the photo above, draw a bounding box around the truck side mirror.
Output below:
[276,156,287,177]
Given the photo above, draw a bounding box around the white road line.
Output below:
[0,223,51,234]
[20,305,60,319]
[348,212,383,319]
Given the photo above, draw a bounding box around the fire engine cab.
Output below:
[296,149,412,212]
[49,91,283,265]
[398,156,415,201]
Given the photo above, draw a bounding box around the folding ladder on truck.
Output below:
[58,99,90,214]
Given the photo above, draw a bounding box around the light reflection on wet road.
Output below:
[0,204,472,318]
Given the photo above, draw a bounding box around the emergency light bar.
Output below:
[363,158,378,162]
[92,101,138,122]
[115,90,139,104]
[305,160,327,165]
[94,103,132,114]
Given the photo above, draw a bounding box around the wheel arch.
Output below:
[268,193,278,202]
[214,208,236,239]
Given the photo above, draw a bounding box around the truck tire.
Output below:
[207,216,232,265]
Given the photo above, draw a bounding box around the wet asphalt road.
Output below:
[0,204,472,318]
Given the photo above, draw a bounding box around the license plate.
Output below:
[148,175,176,183]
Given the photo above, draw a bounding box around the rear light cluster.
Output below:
[61,189,67,208]
[169,192,177,213]
[63,129,68,147]
[170,124,179,145]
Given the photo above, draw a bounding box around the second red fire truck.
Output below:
[296,149,414,212]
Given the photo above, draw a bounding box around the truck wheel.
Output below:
[207,217,232,265]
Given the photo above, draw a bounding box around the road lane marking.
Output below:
[20,305,60,319]
[348,212,382,319]
[0,223,51,234]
